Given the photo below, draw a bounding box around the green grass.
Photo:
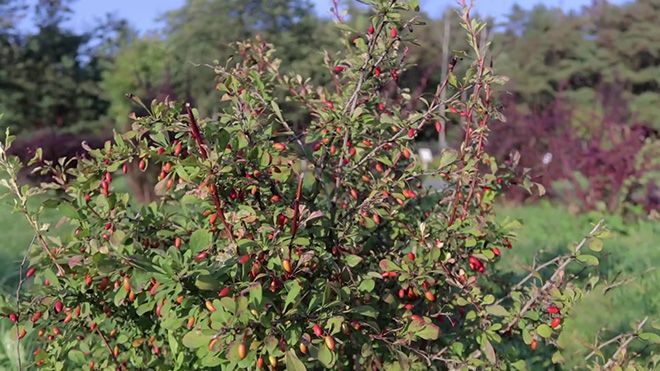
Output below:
[498,201,659,367]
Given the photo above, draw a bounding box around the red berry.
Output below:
[334,65,345,73]
[367,25,375,34]
[407,252,415,261]
[194,251,209,262]
[491,247,501,257]
[313,324,323,337]
[374,66,381,77]
[408,129,416,138]
[238,255,250,265]
[324,101,334,110]
[218,287,231,298]
[550,317,561,329]
[122,163,128,174]
[25,267,36,278]
[390,27,398,38]
[8,313,18,322]
[31,311,42,323]
[139,159,147,171]
[546,305,560,314]
[54,300,63,313]
[435,121,443,133]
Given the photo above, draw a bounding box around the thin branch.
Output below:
[602,317,648,369]
[502,220,604,334]
[185,103,236,249]
[14,234,36,371]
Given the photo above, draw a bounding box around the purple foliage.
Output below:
[488,89,658,213]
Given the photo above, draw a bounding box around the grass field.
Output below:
[497,202,659,366]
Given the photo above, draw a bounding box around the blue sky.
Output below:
[29,0,630,33]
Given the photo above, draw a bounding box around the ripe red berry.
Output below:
[174,141,183,156]
[313,324,323,337]
[194,251,209,262]
[530,339,538,350]
[238,255,250,265]
[324,101,334,110]
[435,121,443,133]
[277,213,287,227]
[374,66,381,77]
[218,287,231,298]
[334,65,345,73]
[407,252,415,261]
[54,300,63,313]
[157,147,166,155]
[138,159,147,171]
[367,25,375,34]
[25,267,36,278]
[31,311,42,323]
[546,305,560,314]
[174,237,182,249]
[408,129,416,138]
[390,27,398,38]
[122,163,128,174]
[8,313,18,322]
[398,288,405,299]
[84,193,91,203]
[550,317,561,328]
[491,247,501,257]
[378,102,385,112]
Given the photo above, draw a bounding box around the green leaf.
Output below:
[67,349,85,364]
[482,338,496,364]
[271,101,284,123]
[358,278,375,292]
[344,254,362,267]
[536,324,553,338]
[352,305,378,318]
[283,280,302,313]
[379,259,400,272]
[113,288,127,306]
[195,275,220,291]
[317,343,335,368]
[588,239,603,252]
[486,305,510,317]
[577,254,599,266]
[58,203,79,219]
[249,283,263,306]
[639,332,660,344]
[552,351,565,364]
[416,323,440,340]
[189,229,212,254]
[182,330,212,349]
[285,350,306,371]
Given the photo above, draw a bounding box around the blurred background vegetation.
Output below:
[0,0,657,367]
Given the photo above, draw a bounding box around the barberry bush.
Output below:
[0,1,656,370]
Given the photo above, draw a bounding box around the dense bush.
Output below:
[0,1,656,370]
[488,90,659,216]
